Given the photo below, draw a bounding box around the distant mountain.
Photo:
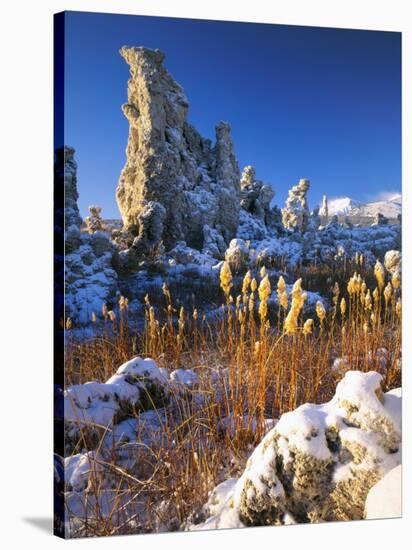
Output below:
[325,194,401,219]
[350,194,402,219]
[327,197,362,216]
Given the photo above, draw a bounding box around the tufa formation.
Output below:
[116,47,241,254]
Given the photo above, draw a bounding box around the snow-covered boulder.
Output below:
[384,250,402,275]
[64,357,169,454]
[192,371,401,529]
[225,238,250,272]
[365,463,401,519]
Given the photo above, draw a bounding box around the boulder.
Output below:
[192,371,401,528]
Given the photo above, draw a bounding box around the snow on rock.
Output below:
[365,464,402,519]
[237,208,269,241]
[60,148,119,325]
[191,371,401,529]
[170,368,200,389]
[225,238,250,272]
[282,178,311,232]
[384,250,401,275]
[64,357,169,454]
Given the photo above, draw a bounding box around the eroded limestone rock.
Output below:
[240,165,275,226]
[85,205,104,234]
[282,178,311,232]
[193,371,401,528]
[116,46,241,256]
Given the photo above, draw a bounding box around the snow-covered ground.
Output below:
[61,359,402,535]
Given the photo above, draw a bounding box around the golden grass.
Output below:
[63,259,401,536]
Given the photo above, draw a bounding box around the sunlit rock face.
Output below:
[282,178,311,232]
[116,46,241,254]
[240,165,275,226]
[191,371,401,530]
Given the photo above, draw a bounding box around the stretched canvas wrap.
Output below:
[54,10,402,539]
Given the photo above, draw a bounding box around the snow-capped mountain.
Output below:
[327,197,362,216]
[325,194,401,219]
[350,193,402,219]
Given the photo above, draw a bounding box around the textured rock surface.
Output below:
[64,357,169,454]
[319,194,328,223]
[192,371,401,529]
[384,249,401,275]
[85,205,104,234]
[63,149,119,324]
[282,178,311,232]
[60,146,82,253]
[225,238,250,272]
[240,166,275,226]
[116,46,241,254]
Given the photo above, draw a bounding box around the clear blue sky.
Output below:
[63,11,401,219]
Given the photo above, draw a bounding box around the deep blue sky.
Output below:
[63,11,401,219]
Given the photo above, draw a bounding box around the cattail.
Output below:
[260,265,266,278]
[332,282,340,305]
[144,294,150,306]
[258,275,271,302]
[316,301,326,325]
[284,307,298,335]
[355,251,359,265]
[392,270,400,290]
[91,312,97,323]
[359,254,364,266]
[108,310,116,322]
[374,260,385,290]
[251,278,258,292]
[373,287,379,304]
[303,318,313,336]
[162,282,171,302]
[102,303,108,319]
[193,309,198,321]
[119,295,126,310]
[220,261,233,297]
[383,282,392,304]
[364,290,372,310]
[65,317,72,330]
[242,270,252,295]
[340,297,346,317]
[277,276,288,309]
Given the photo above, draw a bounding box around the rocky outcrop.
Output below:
[319,194,328,223]
[116,46,241,255]
[384,250,401,275]
[192,371,401,529]
[240,166,275,226]
[85,205,104,234]
[59,146,82,253]
[63,149,119,324]
[282,178,311,232]
[225,238,250,272]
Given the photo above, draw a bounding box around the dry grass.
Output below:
[63,258,401,537]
